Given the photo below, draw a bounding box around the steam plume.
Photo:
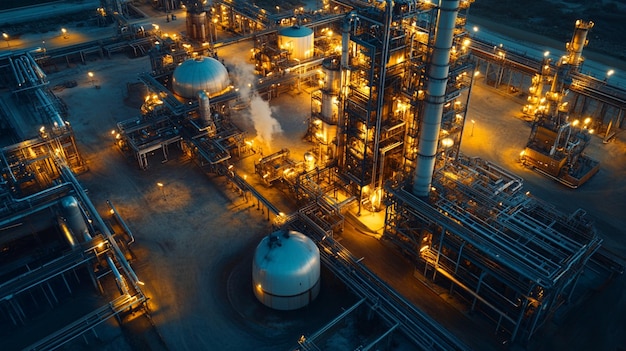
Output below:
[230,57,283,152]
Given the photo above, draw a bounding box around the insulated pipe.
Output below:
[26,52,47,83]
[412,0,460,197]
[35,89,65,128]
[19,56,37,84]
[8,57,25,86]
[106,255,129,296]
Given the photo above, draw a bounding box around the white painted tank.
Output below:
[252,230,320,310]
[321,57,341,94]
[278,26,314,60]
[172,57,230,99]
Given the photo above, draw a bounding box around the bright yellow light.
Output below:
[441,138,454,148]
[583,117,591,125]
[157,182,164,187]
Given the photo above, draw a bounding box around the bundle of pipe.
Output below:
[412,0,460,197]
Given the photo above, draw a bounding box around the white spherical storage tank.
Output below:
[171,56,230,99]
[278,25,314,60]
[252,230,321,310]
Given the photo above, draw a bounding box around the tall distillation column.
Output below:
[565,20,594,71]
[412,0,460,197]
[336,13,355,170]
[312,58,341,164]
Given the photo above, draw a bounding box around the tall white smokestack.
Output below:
[412,0,460,197]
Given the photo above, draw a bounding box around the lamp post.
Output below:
[88,71,94,86]
[605,69,615,82]
[61,28,68,39]
[471,119,475,137]
[2,32,9,48]
[157,182,166,201]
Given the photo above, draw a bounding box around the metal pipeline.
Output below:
[106,200,134,246]
[106,255,130,295]
[34,88,66,128]
[26,52,47,83]
[412,0,461,197]
[19,56,37,84]
[8,57,25,86]
[58,163,141,287]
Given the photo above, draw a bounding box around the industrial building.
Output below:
[0,0,625,350]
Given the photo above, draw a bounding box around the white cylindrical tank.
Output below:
[252,230,320,310]
[321,93,338,122]
[278,26,314,60]
[322,57,341,94]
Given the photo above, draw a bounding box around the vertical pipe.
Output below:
[337,12,356,169]
[371,0,394,189]
[106,255,129,296]
[412,0,460,197]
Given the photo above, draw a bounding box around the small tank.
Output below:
[252,229,320,310]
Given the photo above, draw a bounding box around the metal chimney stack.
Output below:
[566,20,594,70]
[412,0,460,197]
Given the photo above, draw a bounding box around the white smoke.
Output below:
[229,58,283,153]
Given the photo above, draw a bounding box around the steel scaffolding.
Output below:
[383,155,604,342]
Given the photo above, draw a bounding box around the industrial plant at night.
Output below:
[0,0,625,350]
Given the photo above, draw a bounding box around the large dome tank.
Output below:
[278,25,314,60]
[171,56,230,99]
[252,229,320,310]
